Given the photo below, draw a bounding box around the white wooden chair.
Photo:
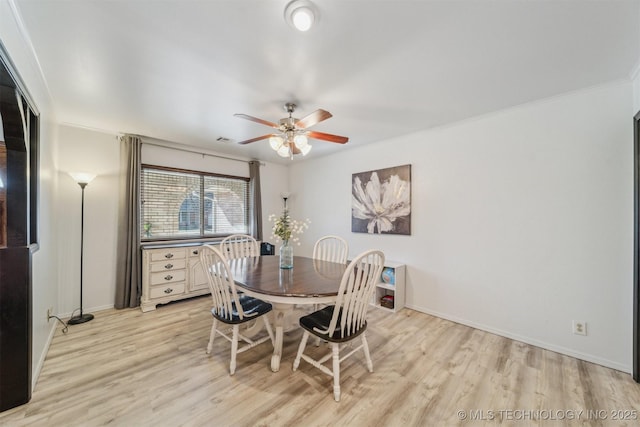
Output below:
[313,235,349,264]
[200,245,274,375]
[293,249,385,401]
[310,235,349,317]
[220,234,260,259]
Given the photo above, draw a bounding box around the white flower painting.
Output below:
[352,164,411,235]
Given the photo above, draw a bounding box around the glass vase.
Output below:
[279,240,293,269]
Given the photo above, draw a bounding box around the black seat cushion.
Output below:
[212,294,272,324]
[299,305,367,343]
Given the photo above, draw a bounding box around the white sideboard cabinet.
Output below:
[141,244,212,312]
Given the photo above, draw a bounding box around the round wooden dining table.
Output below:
[228,255,347,372]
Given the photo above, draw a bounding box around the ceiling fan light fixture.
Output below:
[285,0,318,32]
[277,144,291,157]
[294,134,308,148]
[269,135,284,150]
[234,102,347,159]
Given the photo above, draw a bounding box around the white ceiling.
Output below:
[12,0,640,164]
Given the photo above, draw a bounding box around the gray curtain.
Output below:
[249,160,262,241]
[115,134,142,308]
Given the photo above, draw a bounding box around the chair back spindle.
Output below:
[200,244,246,322]
[326,250,385,339]
[221,234,260,260]
[313,235,349,264]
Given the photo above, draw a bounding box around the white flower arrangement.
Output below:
[269,207,310,245]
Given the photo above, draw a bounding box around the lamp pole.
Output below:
[68,173,96,325]
[281,192,290,210]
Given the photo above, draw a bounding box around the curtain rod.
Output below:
[133,135,265,166]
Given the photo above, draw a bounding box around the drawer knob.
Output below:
[164,263,173,269]
[192,249,199,255]
[164,275,173,281]
[164,288,173,294]
[165,253,174,259]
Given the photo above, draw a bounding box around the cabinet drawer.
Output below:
[188,247,204,258]
[149,283,185,299]
[150,269,186,285]
[149,259,186,273]
[149,250,186,262]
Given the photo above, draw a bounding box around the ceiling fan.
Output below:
[234,103,349,158]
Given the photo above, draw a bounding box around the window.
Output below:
[141,165,250,240]
[0,57,40,249]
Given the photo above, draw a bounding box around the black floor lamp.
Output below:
[68,172,96,325]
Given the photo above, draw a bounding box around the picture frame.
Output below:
[351,164,411,235]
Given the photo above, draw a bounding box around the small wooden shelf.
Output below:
[376,282,395,291]
[371,261,405,313]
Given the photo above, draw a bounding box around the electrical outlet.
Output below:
[573,320,587,336]
[47,307,53,323]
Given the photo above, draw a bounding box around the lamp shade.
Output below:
[294,134,308,148]
[69,172,96,185]
[269,136,284,150]
[277,145,291,157]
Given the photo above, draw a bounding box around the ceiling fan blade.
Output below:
[307,130,349,144]
[236,134,276,145]
[294,109,332,129]
[234,113,280,129]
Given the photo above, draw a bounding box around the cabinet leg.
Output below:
[140,303,157,312]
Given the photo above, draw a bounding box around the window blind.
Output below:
[141,166,249,240]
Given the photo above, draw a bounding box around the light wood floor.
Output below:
[2,296,640,427]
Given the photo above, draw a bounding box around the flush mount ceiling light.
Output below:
[284,0,318,32]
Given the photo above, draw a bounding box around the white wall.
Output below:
[55,131,289,314]
[56,125,120,315]
[634,63,640,113]
[635,6,640,114]
[1,0,59,389]
[290,81,633,372]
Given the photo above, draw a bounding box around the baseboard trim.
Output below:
[31,321,57,392]
[405,303,631,374]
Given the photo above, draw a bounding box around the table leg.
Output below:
[269,303,296,372]
[271,310,284,372]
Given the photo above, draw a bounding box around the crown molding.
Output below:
[4,0,54,110]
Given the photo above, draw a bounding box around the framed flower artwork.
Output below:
[351,164,411,235]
